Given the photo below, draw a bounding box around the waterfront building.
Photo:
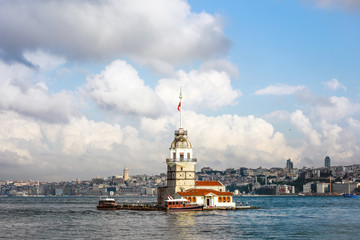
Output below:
[316,182,329,194]
[276,185,295,195]
[157,89,235,208]
[332,182,359,194]
[55,188,63,196]
[303,182,313,193]
[255,185,277,195]
[302,182,330,194]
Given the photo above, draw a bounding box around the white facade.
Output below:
[303,182,313,193]
[175,191,235,208]
[316,183,329,194]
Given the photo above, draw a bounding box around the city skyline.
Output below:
[0,0,360,181]
[2,162,359,197]
[0,157,354,183]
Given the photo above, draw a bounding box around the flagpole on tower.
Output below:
[178,86,183,128]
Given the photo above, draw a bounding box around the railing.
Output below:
[166,158,197,163]
[175,129,187,135]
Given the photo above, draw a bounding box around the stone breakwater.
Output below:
[98,202,260,211]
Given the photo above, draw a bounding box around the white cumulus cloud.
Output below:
[83,60,167,118]
[185,112,297,169]
[255,84,306,96]
[315,96,360,122]
[0,60,78,123]
[323,78,346,91]
[156,69,241,111]
[0,0,230,72]
[0,111,166,180]
[290,110,322,146]
[200,59,239,78]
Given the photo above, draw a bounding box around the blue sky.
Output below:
[194,0,360,112]
[0,0,359,181]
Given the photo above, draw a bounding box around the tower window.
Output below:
[173,152,176,160]
[180,153,184,161]
[187,152,190,159]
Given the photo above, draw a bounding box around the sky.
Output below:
[0,0,360,181]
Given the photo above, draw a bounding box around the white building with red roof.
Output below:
[174,185,235,208]
[157,89,235,208]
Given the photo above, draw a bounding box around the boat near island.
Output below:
[97,197,119,210]
[342,183,360,198]
[165,196,203,211]
[343,194,360,198]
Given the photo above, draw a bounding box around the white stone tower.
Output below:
[123,166,129,181]
[166,87,197,196]
[157,87,197,205]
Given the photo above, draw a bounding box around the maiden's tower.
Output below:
[157,88,235,208]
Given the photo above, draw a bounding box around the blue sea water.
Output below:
[0,196,359,239]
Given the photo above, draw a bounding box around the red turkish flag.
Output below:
[177,102,181,111]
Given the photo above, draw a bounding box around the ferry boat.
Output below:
[165,196,203,211]
[97,197,119,210]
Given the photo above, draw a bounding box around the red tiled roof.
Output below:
[195,181,222,186]
[177,188,233,197]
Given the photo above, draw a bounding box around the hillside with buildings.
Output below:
[1,158,359,197]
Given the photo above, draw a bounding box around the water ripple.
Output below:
[0,196,359,239]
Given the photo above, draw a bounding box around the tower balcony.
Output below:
[175,129,187,135]
[166,158,197,163]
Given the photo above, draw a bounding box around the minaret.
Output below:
[166,88,197,196]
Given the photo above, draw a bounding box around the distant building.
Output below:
[225,168,235,175]
[255,185,277,195]
[201,167,213,173]
[276,185,295,195]
[316,183,329,194]
[303,182,329,194]
[303,182,313,193]
[286,159,294,169]
[240,167,249,176]
[332,182,359,194]
[123,166,129,181]
[312,169,321,178]
[325,156,331,168]
[55,188,63,196]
